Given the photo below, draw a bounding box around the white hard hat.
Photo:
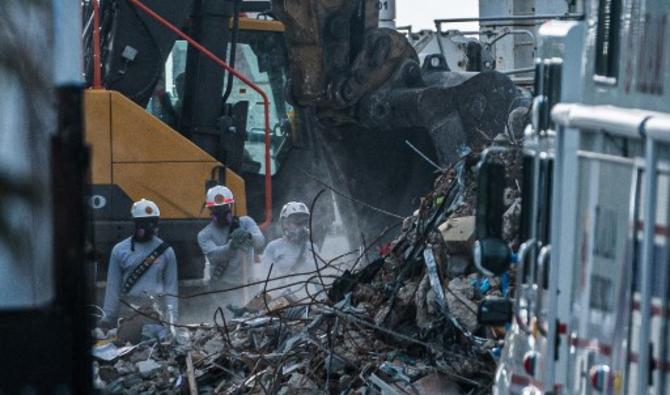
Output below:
[280,201,310,219]
[131,198,160,218]
[206,185,235,207]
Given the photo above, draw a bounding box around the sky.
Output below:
[395,0,479,32]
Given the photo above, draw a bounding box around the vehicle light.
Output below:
[589,364,610,392]
[523,351,539,376]
[520,386,542,395]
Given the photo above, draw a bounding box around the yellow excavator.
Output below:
[83,0,518,282]
[83,1,298,281]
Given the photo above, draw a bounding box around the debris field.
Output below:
[93,138,522,395]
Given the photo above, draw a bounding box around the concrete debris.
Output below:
[98,364,120,383]
[446,254,471,278]
[278,373,319,394]
[503,197,522,247]
[95,144,521,394]
[412,373,464,395]
[414,273,436,329]
[439,216,476,254]
[202,335,224,355]
[503,187,517,206]
[445,276,479,333]
[137,359,162,378]
[113,359,135,375]
[128,347,151,363]
[92,341,140,362]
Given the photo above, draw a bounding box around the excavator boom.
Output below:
[272,0,518,165]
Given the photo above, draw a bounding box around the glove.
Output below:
[230,228,253,251]
[212,261,227,280]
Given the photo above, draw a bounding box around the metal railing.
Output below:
[552,103,670,395]
[434,13,585,30]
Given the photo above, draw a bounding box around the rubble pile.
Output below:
[94,142,521,395]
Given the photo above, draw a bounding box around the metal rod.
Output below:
[534,246,551,337]
[638,136,657,395]
[488,29,536,47]
[435,13,584,27]
[514,240,534,335]
[91,0,102,89]
[404,140,444,171]
[527,133,543,321]
[644,115,670,144]
[552,103,652,139]
[543,124,565,391]
[501,67,536,75]
[82,12,94,40]
[435,29,447,62]
[457,30,489,35]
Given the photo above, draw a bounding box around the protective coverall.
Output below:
[261,237,321,299]
[102,236,178,326]
[197,216,265,309]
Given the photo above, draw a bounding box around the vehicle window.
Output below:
[594,0,622,78]
[146,41,186,126]
[165,41,187,106]
[226,41,293,176]
[572,155,635,340]
[152,35,292,176]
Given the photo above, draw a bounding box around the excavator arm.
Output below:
[272,0,518,165]
[271,0,401,107]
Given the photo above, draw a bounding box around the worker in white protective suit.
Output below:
[197,185,265,313]
[101,199,179,343]
[261,201,321,299]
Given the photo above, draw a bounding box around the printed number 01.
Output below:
[377,1,389,10]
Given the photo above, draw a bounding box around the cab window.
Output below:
[149,30,293,177]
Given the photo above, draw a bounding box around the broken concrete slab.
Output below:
[439,216,476,254]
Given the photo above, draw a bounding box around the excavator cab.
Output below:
[146,18,294,178]
[83,1,295,284]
